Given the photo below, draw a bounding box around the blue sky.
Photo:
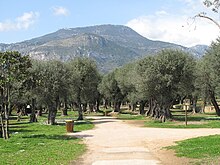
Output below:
[0,0,219,46]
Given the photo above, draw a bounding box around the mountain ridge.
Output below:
[0,24,209,72]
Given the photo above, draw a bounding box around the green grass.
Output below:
[144,118,220,128]
[117,113,146,120]
[111,106,220,128]
[167,135,220,164]
[0,112,94,165]
[142,112,220,128]
[115,109,220,128]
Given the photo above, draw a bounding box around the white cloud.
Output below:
[52,6,69,16]
[155,10,168,16]
[0,12,39,32]
[126,13,220,47]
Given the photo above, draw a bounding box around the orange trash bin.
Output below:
[65,120,74,132]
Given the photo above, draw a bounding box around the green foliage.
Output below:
[194,59,209,100]
[98,72,123,101]
[134,49,196,119]
[21,57,100,121]
[203,38,220,93]
[137,50,196,103]
[203,0,220,13]
[197,38,220,115]
[46,61,68,104]
[66,57,100,119]
[0,51,31,101]
[0,51,31,86]
[0,51,32,138]
[67,57,100,103]
[99,49,196,116]
[114,63,139,103]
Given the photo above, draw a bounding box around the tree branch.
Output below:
[195,13,220,29]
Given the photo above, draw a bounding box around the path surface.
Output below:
[69,116,220,165]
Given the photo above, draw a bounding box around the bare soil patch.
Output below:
[69,116,220,165]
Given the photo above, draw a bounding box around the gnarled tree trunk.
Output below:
[114,101,121,112]
[82,103,87,112]
[209,89,220,116]
[149,99,173,122]
[139,100,146,115]
[132,103,137,111]
[30,98,37,123]
[192,96,197,114]
[48,104,57,125]
[103,99,108,109]
[201,98,206,113]
[89,103,94,113]
[76,89,83,120]
[0,111,5,138]
[146,99,153,116]
[62,100,68,116]
[96,100,100,112]
[77,103,83,120]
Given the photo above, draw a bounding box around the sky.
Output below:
[0,0,219,47]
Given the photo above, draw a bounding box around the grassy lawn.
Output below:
[117,113,146,120]
[114,107,220,128]
[0,111,94,165]
[144,117,220,128]
[167,135,220,164]
[142,111,220,128]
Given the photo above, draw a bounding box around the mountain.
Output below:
[189,45,209,58]
[0,24,208,72]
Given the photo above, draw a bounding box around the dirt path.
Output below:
[69,116,220,165]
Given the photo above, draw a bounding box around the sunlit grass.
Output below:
[114,106,220,128]
[0,112,94,165]
[144,119,220,128]
[167,135,220,164]
[117,113,146,120]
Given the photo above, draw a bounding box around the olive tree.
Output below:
[30,60,69,125]
[98,71,124,112]
[201,38,220,115]
[114,63,141,112]
[0,51,31,139]
[137,50,196,121]
[68,58,100,120]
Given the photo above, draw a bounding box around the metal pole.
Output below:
[185,105,187,126]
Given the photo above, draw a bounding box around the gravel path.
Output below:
[69,116,220,165]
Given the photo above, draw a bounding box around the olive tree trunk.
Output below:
[139,101,146,115]
[48,104,57,125]
[30,98,37,123]
[132,103,137,111]
[0,111,5,138]
[114,101,121,112]
[62,99,68,116]
[209,90,220,116]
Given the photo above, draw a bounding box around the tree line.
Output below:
[99,49,196,121]
[0,54,100,139]
[1,38,220,139]
[99,38,220,121]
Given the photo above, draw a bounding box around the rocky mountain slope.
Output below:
[0,24,208,72]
